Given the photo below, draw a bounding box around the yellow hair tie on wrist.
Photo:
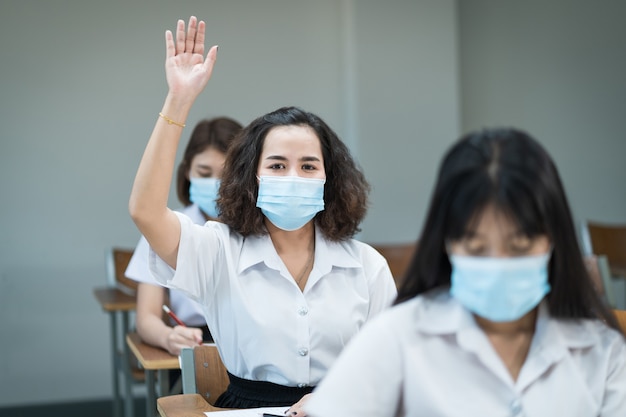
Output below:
[159,112,186,128]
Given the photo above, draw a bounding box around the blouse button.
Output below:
[510,399,522,415]
[298,348,309,356]
[298,307,309,316]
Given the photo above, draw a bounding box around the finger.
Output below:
[191,328,203,344]
[203,45,219,77]
[175,19,185,55]
[164,30,175,59]
[194,19,206,56]
[185,16,197,53]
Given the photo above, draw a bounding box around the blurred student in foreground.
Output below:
[306,128,626,416]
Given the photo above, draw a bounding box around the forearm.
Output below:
[136,312,175,351]
[128,95,193,262]
[129,95,191,224]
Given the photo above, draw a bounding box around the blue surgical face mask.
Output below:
[256,175,325,231]
[189,177,221,218]
[449,253,551,322]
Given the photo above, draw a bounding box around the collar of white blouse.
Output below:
[413,291,600,390]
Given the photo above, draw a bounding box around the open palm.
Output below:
[164,16,217,100]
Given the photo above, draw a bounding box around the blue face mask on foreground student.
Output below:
[256,175,325,231]
[449,252,551,322]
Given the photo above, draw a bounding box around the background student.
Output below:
[128,16,397,415]
[305,128,626,417]
[125,116,242,355]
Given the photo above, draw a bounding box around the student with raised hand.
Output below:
[125,116,242,356]
[128,16,396,414]
[306,128,626,417]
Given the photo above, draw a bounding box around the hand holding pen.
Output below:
[162,305,203,355]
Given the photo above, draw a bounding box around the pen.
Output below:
[162,304,186,327]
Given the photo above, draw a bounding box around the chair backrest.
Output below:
[613,309,626,334]
[369,242,417,287]
[180,344,229,406]
[584,221,626,273]
[105,247,137,293]
[583,254,615,307]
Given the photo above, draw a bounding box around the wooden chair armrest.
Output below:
[157,393,227,416]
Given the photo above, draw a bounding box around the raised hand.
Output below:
[164,16,217,102]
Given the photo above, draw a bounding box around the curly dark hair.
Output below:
[175,117,243,206]
[218,106,370,241]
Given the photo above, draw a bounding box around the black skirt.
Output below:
[214,372,315,409]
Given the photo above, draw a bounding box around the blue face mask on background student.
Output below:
[449,252,551,322]
[189,177,221,218]
[256,175,325,231]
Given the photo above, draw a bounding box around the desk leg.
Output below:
[146,370,157,417]
[120,311,135,417]
[158,369,171,397]
[108,313,121,417]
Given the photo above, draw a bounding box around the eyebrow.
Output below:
[264,155,321,162]
[462,230,527,239]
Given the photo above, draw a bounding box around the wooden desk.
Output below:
[610,260,626,278]
[126,332,181,417]
[94,287,137,417]
[157,394,225,417]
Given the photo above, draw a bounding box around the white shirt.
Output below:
[306,289,626,417]
[149,211,397,387]
[125,204,207,327]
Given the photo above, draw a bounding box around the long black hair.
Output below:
[396,127,620,331]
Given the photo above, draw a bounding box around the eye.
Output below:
[450,236,486,256]
[508,235,533,254]
[301,164,317,171]
[268,163,285,170]
[462,238,487,256]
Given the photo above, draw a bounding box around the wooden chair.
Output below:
[369,241,417,288]
[180,344,229,405]
[156,344,230,416]
[103,247,144,417]
[106,247,139,292]
[583,221,626,308]
[584,254,615,307]
[584,221,626,278]
[613,309,626,334]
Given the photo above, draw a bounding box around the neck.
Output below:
[475,308,538,336]
[266,220,315,254]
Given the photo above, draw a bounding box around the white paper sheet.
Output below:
[204,406,288,416]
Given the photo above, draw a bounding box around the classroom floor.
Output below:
[0,398,147,417]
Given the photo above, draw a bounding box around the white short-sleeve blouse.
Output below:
[125,204,206,327]
[149,212,397,387]
[305,290,626,417]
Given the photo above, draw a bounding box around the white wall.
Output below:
[459,0,626,308]
[459,0,626,226]
[0,0,458,406]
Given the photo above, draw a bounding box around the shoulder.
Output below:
[175,212,243,246]
[177,204,205,224]
[556,316,626,350]
[366,296,428,332]
[336,238,388,265]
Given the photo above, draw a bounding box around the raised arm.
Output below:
[129,16,217,268]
